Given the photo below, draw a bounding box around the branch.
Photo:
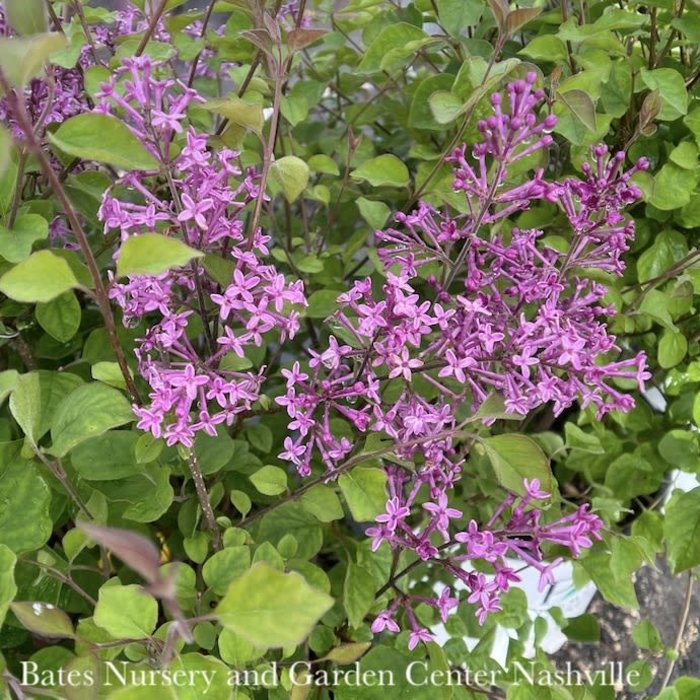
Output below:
[658,570,695,692]
[247,57,285,246]
[135,0,169,57]
[187,451,222,551]
[242,427,471,526]
[409,34,506,206]
[0,72,141,404]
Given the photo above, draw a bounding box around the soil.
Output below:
[553,559,700,698]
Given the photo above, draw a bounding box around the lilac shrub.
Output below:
[1,0,697,691]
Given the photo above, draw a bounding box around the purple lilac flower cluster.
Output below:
[0,4,142,136]
[275,73,648,635]
[0,7,90,136]
[370,478,603,646]
[97,58,306,447]
[277,74,649,475]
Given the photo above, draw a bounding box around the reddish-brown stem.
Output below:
[246,58,285,245]
[135,0,169,57]
[410,34,506,206]
[0,73,141,404]
[187,451,222,551]
[44,0,65,34]
[186,0,217,87]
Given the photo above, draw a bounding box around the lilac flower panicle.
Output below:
[273,74,648,647]
[97,59,306,448]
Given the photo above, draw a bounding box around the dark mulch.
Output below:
[553,559,700,698]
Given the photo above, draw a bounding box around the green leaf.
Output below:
[94,583,158,639]
[300,485,344,522]
[632,619,663,651]
[230,489,252,516]
[92,464,173,523]
[637,230,688,282]
[92,361,129,390]
[325,642,372,665]
[9,371,42,445]
[11,370,83,443]
[202,546,251,596]
[557,9,647,42]
[244,422,273,453]
[0,369,19,404]
[669,141,698,169]
[564,613,600,642]
[344,562,375,629]
[280,93,309,128]
[428,91,464,125]
[0,213,48,263]
[116,233,203,277]
[4,0,47,35]
[0,545,17,629]
[627,659,653,692]
[270,155,310,203]
[650,163,696,210]
[0,33,66,87]
[408,74,455,130]
[306,289,340,318]
[356,197,391,229]
[257,502,323,560]
[218,628,264,666]
[351,155,409,188]
[36,291,81,342]
[308,154,339,176]
[658,430,699,470]
[640,68,688,121]
[338,467,387,521]
[558,89,597,132]
[605,454,662,502]
[481,433,553,496]
[10,601,74,638]
[686,108,700,147]
[70,431,143,480]
[579,538,641,609]
[48,113,160,171]
[215,563,334,648]
[664,487,700,573]
[435,0,483,36]
[658,329,687,369]
[0,459,52,553]
[675,677,700,699]
[194,431,234,475]
[202,97,263,135]
[0,250,79,303]
[358,23,428,74]
[601,61,633,118]
[519,35,567,63]
[49,382,134,457]
[249,465,288,496]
